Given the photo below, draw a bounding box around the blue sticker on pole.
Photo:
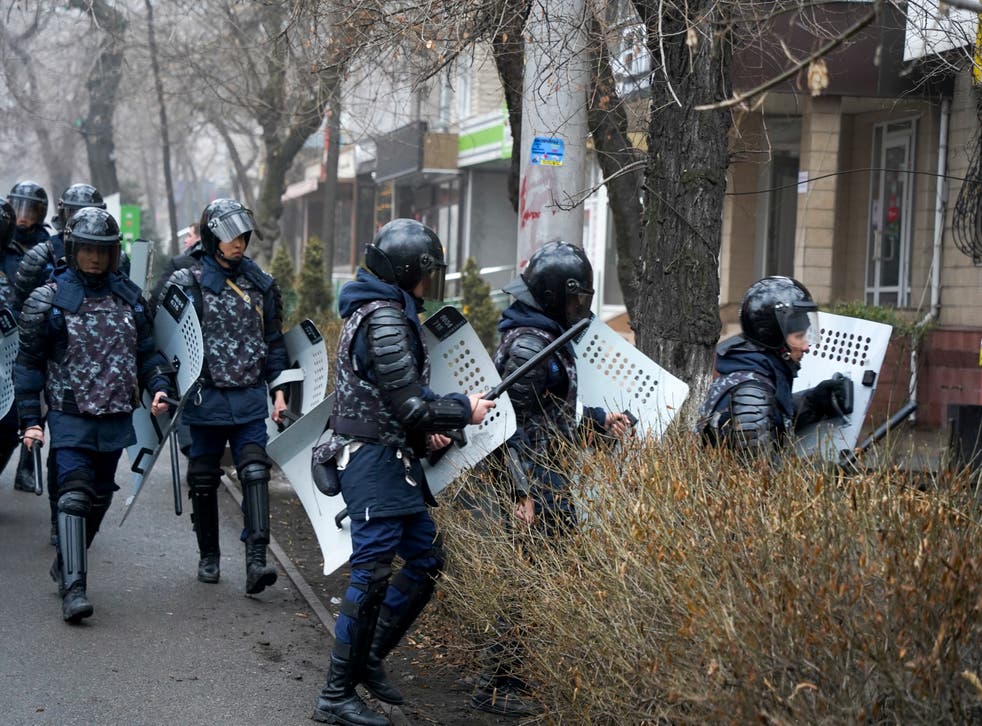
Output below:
[530,137,565,167]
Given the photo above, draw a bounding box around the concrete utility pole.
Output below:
[516,0,590,269]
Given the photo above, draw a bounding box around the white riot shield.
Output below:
[420,306,516,496]
[0,308,18,420]
[120,285,204,524]
[573,317,690,439]
[792,311,893,461]
[267,394,353,576]
[127,239,154,290]
[266,319,330,442]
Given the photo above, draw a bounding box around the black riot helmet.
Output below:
[199,198,257,258]
[0,200,14,249]
[7,180,48,227]
[365,218,447,301]
[64,207,121,278]
[504,241,594,328]
[57,184,106,229]
[740,276,820,354]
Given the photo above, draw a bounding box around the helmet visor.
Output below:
[419,266,447,302]
[72,241,120,274]
[9,197,42,226]
[564,279,594,326]
[776,300,820,350]
[206,207,256,245]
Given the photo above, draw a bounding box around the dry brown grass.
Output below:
[433,434,982,724]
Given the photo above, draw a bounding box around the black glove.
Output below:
[807,374,854,419]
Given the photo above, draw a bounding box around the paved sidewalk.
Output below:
[0,455,331,726]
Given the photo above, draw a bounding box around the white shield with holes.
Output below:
[573,317,690,439]
[122,286,204,523]
[267,394,353,576]
[0,308,18,420]
[421,306,516,496]
[267,319,330,442]
[792,312,893,461]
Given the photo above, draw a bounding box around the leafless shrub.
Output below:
[435,433,982,723]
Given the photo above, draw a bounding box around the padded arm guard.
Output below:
[725,380,777,453]
[16,283,54,364]
[14,284,55,426]
[367,307,469,432]
[13,241,53,307]
[499,333,550,412]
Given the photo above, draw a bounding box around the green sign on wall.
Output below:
[120,204,141,244]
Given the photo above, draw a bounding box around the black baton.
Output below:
[334,317,593,528]
[160,396,183,516]
[839,400,917,470]
[32,441,43,496]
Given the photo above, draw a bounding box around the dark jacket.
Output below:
[166,253,289,427]
[14,267,171,451]
[328,270,469,521]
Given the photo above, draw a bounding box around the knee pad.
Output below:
[237,443,269,470]
[59,471,95,500]
[57,490,92,517]
[349,559,393,609]
[187,455,222,495]
[238,462,269,488]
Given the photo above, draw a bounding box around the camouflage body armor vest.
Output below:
[495,325,579,447]
[195,267,266,388]
[331,300,430,450]
[48,293,137,415]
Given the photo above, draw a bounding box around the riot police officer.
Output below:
[472,240,629,715]
[13,184,107,526]
[14,184,106,308]
[15,208,173,622]
[6,181,51,493]
[697,275,852,454]
[310,218,494,726]
[159,198,288,594]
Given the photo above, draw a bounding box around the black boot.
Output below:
[245,542,277,594]
[57,490,93,623]
[190,489,221,583]
[13,443,35,492]
[239,450,276,594]
[361,616,407,705]
[188,456,222,583]
[312,655,389,726]
[360,569,439,705]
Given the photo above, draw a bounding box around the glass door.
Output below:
[866,119,916,307]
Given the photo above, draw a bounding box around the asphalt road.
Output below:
[0,452,332,726]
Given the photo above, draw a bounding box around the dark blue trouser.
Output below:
[334,511,440,647]
[54,447,123,497]
[188,420,268,543]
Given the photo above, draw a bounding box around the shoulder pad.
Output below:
[112,274,143,305]
[508,332,548,365]
[366,306,417,392]
[242,259,273,292]
[169,266,197,289]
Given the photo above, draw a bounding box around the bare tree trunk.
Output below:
[587,18,644,314]
[319,79,343,275]
[210,116,257,212]
[631,0,732,400]
[70,0,126,196]
[488,0,531,213]
[145,0,179,254]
